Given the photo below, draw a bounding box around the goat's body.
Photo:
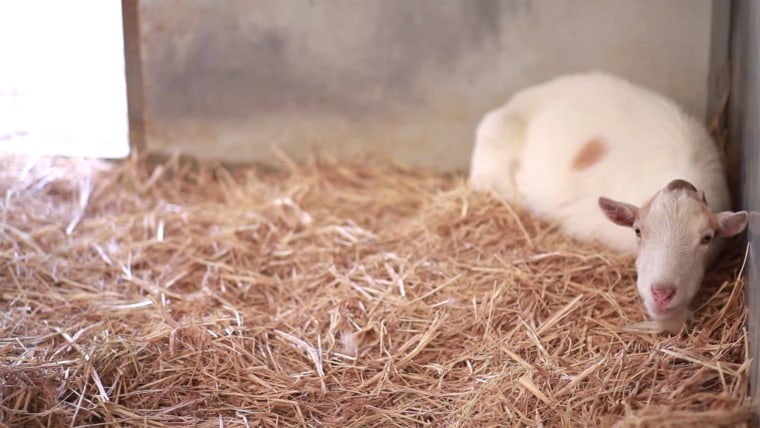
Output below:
[469,71,730,255]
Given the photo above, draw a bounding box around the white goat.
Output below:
[469,71,748,333]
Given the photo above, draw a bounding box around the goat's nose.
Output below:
[651,284,677,311]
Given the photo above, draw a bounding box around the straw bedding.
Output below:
[0,153,753,427]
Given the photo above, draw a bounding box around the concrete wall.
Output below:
[132,0,718,171]
[729,0,760,419]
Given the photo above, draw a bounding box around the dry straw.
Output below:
[0,151,753,427]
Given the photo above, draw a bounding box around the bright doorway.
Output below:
[0,0,130,159]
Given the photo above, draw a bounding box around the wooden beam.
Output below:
[121,0,145,155]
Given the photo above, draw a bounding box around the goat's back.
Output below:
[471,72,730,254]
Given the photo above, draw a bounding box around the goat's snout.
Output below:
[651,284,677,312]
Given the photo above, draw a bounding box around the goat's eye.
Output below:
[701,234,713,245]
[634,228,641,238]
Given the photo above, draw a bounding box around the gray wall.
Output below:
[729,0,760,420]
[132,0,717,171]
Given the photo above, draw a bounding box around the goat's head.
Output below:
[598,179,748,332]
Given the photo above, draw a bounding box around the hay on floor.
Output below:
[0,153,753,427]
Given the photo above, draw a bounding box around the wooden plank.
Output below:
[121,0,145,154]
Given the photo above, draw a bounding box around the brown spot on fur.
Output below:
[665,179,698,193]
[707,212,719,230]
[571,138,607,171]
[705,206,720,230]
[665,179,711,207]
[658,179,718,229]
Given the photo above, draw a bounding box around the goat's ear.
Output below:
[598,196,638,227]
[715,211,749,238]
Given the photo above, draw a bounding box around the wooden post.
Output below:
[121,0,145,155]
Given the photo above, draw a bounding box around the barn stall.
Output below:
[1,1,758,426]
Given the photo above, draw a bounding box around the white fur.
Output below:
[469,71,745,333]
[633,188,717,331]
[602,185,747,333]
[469,71,730,255]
